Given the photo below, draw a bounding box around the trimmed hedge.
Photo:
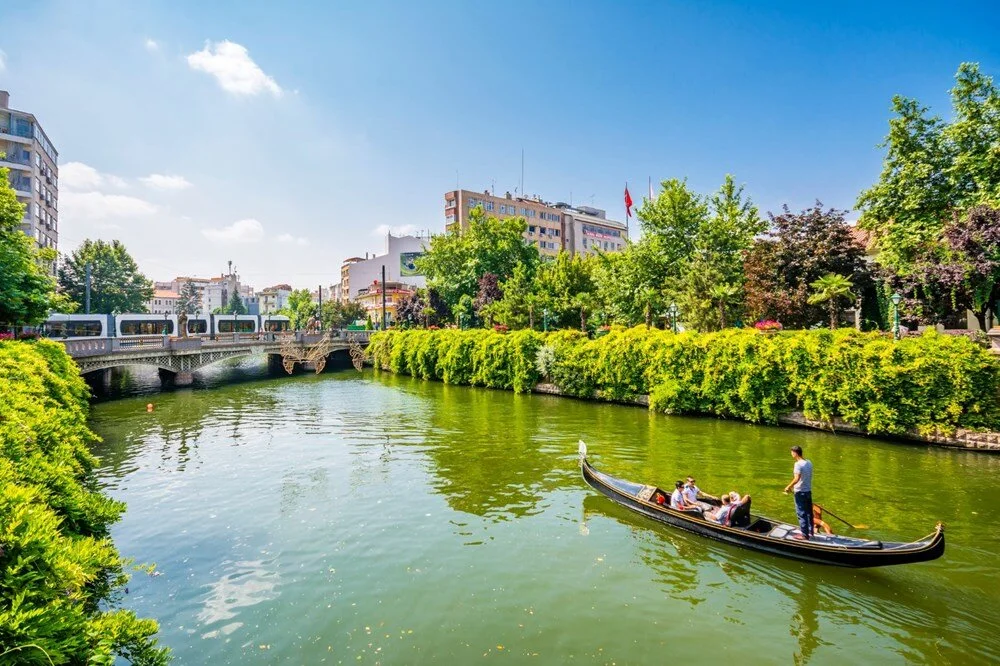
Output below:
[368,327,1000,436]
[0,340,168,665]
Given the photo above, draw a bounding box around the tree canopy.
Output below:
[58,239,154,314]
[279,289,317,330]
[0,164,62,326]
[417,207,540,309]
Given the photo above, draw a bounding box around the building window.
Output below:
[499,204,506,214]
[486,201,494,211]
[528,225,535,233]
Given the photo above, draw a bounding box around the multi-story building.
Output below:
[557,204,628,256]
[444,189,564,257]
[337,234,428,303]
[356,280,417,327]
[0,90,59,263]
[145,289,179,315]
[259,284,292,314]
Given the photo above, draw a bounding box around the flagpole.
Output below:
[625,181,629,239]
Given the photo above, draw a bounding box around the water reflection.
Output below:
[198,558,279,639]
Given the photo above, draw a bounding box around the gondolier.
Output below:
[784,446,813,540]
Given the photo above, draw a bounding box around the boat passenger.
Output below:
[670,481,686,510]
[684,477,712,510]
[813,504,833,535]
[708,494,733,524]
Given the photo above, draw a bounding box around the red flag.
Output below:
[624,185,633,218]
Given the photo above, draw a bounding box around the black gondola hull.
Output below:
[581,455,944,568]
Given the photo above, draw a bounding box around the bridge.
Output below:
[61,330,371,386]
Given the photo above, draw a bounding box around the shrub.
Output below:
[368,327,1000,435]
[0,339,168,664]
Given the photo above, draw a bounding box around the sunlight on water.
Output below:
[89,369,1000,664]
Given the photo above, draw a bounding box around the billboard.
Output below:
[400,252,424,277]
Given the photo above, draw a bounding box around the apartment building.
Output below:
[356,280,416,327]
[145,290,180,315]
[0,90,59,262]
[444,189,564,257]
[259,284,292,314]
[557,204,628,256]
[337,234,428,302]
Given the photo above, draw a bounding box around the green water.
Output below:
[89,369,1000,664]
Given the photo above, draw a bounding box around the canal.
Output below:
[89,367,1000,664]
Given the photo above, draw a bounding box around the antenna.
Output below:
[520,148,524,198]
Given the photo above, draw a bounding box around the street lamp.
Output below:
[891,292,902,340]
[668,302,679,334]
[543,308,549,332]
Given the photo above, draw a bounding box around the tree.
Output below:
[744,204,869,329]
[418,206,540,310]
[320,299,366,329]
[0,163,60,326]
[571,291,595,331]
[857,63,1000,323]
[58,239,153,314]
[474,272,503,326]
[279,289,316,330]
[176,281,201,314]
[807,273,856,330]
[225,290,247,315]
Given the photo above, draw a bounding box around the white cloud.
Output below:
[144,38,159,52]
[276,233,308,246]
[202,218,265,243]
[141,173,193,190]
[372,224,421,237]
[60,162,128,191]
[186,40,282,97]
[61,191,158,221]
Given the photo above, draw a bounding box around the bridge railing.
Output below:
[62,338,115,357]
[116,336,169,351]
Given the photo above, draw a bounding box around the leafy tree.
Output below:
[491,263,536,329]
[175,281,201,314]
[474,272,503,326]
[807,273,856,329]
[857,63,1000,323]
[943,206,1000,328]
[58,239,154,314]
[225,290,247,315]
[744,204,869,329]
[0,163,61,326]
[571,291,596,331]
[320,299,367,329]
[278,289,316,330]
[592,238,669,326]
[418,206,540,310]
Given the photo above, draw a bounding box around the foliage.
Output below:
[473,273,503,325]
[321,299,366,330]
[0,339,168,664]
[278,289,316,330]
[223,290,247,315]
[744,204,869,329]
[369,327,1000,436]
[417,207,540,311]
[175,281,200,315]
[58,239,154,315]
[807,273,856,330]
[858,63,1000,272]
[0,164,60,326]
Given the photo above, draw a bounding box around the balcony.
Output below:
[0,126,33,144]
[9,175,31,195]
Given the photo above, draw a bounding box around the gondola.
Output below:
[578,442,944,568]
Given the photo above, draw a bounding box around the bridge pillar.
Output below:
[158,368,194,387]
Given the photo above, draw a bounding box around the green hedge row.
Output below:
[368,327,1000,436]
[0,340,168,665]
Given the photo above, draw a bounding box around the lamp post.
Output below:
[543,308,549,332]
[891,293,902,340]
[668,302,679,334]
[459,312,465,330]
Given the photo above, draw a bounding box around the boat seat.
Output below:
[728,497,752,528]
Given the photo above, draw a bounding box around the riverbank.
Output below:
[0,339,168,664]
[368,327,1000,449]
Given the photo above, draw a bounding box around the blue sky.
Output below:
[1,0,998,288]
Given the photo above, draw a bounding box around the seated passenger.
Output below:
[728,491,750,506]
[683,477,712,510]
[670,481,686,510]
[654,492,667,506]
[708,495,733,524]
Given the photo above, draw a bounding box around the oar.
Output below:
[816,504,868,530]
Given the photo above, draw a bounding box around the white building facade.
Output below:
[338,234,428,302]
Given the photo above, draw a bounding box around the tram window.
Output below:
[264,321,289,332]
[187,320,208,334]
[43,320,103,337]
[218,320,256,333]
[120,320,174,335]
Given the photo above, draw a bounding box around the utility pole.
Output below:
[84,262,92,314]
[381,265,388,330]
